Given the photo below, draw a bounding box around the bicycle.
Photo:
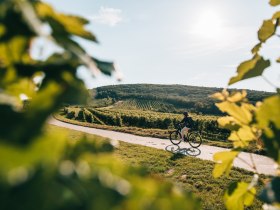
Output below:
[169,124,202,148]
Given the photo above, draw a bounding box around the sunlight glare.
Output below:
[192,9,225,40]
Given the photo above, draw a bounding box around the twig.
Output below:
[262,75,279,89]
[237,156,255,170]
[236,132,248,148]
[249,153,259,174]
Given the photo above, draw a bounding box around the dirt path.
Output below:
[49,117,276,176]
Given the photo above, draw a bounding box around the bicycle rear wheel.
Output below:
[188,132,202,148]
[169,130,182,145]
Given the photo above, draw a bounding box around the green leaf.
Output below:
[35,1,55,18]
[256,95,280,163]
[0,66,17,87]
[93,57,116,76]
[6,78,36,101]
[217,116,240,130]
[228,126,256,148]
[270,0,280,6]
[272,11,280,19]
[213,151,239,178]
[0,93,21,109]
[224,182,256,210]
[56,14,97,42]
[0,130,68,177]
[28,81,62,113]
[229,55,270,85]
[216,101,253,125]
[59,72,89,104]
[49,36,100,76]
[257,95,280,130]
[211,92,226,101]
[262,124,280,164]
[0,36,30,65]
[211,89,229,101]
[227,90,247,103]
[258,20,275,42]
[251,43,262,54]
[259,177,280,204]
[35,2,97,42]
[8,37,29,62]
[0,104,25,143]
[0,81,69,145]
[0,24,6,36]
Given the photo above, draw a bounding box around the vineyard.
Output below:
[61,105,230,141]
[112,99,177,112]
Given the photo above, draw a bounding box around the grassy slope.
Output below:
[46,124,264,210]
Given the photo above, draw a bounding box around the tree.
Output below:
[212,0,280,209]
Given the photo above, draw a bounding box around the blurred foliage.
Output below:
[0,0,200,210]
[224,182,256,210]
[212,1,280,209]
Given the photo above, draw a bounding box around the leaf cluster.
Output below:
[212,1,280,209]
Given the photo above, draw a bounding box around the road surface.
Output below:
[49,117,276,176]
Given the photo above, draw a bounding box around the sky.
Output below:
[44,0,280,92]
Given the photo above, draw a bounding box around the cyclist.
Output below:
[180,111,194,139]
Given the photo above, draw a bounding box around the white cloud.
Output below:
[90,7,123,26]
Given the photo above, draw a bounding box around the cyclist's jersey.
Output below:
[181,116,194,128]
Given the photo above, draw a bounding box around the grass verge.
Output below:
[46,124,265,210]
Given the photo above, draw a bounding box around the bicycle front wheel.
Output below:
[188,132,202,148]
[169,131,182,145]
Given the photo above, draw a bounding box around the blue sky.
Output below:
[45,0,280,92]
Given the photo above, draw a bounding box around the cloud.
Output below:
[90,7,123,26]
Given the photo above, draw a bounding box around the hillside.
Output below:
[89,84,272,115]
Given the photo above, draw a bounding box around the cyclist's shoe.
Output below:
[183,135,187,141]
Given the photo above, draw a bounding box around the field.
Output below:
[47,125,265,210]
[112,99,180,113]
[61,105,230,141]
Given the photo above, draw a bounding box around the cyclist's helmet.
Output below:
[183,111,188,116]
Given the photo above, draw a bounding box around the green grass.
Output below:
[114,142,265,210]
[46,124,264,210]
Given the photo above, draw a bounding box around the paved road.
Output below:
[49,118,276,176]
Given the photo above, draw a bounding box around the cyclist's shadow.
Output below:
[165,144,201,158]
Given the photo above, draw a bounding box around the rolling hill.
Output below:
[88,84,272,115]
